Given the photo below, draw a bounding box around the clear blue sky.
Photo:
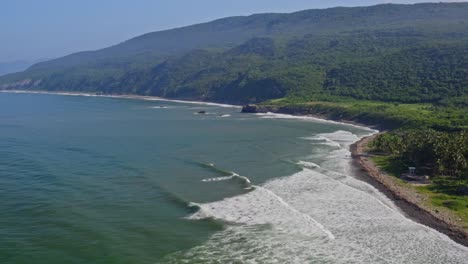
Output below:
[0,0,464,62]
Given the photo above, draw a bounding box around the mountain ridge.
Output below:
[1,2,467,106]
[25,2,468,72]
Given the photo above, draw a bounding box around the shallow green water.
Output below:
[0,92,466,263]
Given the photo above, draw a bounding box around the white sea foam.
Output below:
[297,160,321,168]
[174,167,468,263]
[147,105,182,109]
[302,135,342,148]
[189,181,335,240]
[142,97,241,108]
[256,112,378,133]
[166,130,468,263]
[201,175,236,182]
[202,173,252,189]
[187,202,201,209]
[315,130,361,175]
[318,130,360,146]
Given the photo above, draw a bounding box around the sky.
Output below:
[0,0,465,62]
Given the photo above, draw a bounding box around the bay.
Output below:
[0,92,466,263]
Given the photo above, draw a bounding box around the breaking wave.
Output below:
[162,130,468,263]
[302,135,342,148]
[202,173,253,190]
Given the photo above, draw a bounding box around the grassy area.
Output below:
[416,181,468,228]
[262,98,468,130]
[372,155,407,177]
[371,155,408,187]
[371,155,468,228]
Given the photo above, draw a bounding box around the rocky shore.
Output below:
[351,134,468,247]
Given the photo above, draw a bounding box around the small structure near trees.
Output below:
[401,166,430,184]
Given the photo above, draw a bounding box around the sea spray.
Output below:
[200,163,253,189]
[2,92,466,264]
[174,130,468,263]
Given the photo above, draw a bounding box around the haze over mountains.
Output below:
[1,2,467,105]
[0,59,48,77]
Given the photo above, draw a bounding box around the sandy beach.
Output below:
[351,134,468,246]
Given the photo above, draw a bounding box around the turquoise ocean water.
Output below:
[0,92,467,263]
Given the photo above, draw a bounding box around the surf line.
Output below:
[200,162,335,240]
[202,173,253,190]
[259,186,336,240]
[200,162,253,189]
[298,163,398,212]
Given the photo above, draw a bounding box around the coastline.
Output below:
[3,89,466,246]
[241,104,386,130]
[350,134,468,247]
[0,90,242,108]
[243,103,468,246]
[0,89,375,131]
[253,112,378,133]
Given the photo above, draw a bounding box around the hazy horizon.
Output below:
[1,0,466,63]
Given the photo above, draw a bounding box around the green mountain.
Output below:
[1,2,468,105]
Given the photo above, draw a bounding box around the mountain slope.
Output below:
[1,2,468,105]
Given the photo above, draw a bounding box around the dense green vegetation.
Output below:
[2,32,467,106]
[1,3,468,107]
[0,3,466,203]
[5,2,467,74]
[372,129,467,179]
[372,154,468,225]
[258,98,468,131]
[370,128,468,224]
[323,44,467,103]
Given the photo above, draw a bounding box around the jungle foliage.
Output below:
[372,129,468,180]
[1,3,468,107]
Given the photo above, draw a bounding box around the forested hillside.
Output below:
[1,2,467,107]
[2,1,466,233]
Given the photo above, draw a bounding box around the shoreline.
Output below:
[350,134,468,247]
[3,89,466,246]
[0,89,375,132]
[0,90,242,108]
[241,104,387,131]
[242,103,468,246]
[253,112,378,133]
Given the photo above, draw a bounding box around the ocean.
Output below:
[0,92,467,263]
